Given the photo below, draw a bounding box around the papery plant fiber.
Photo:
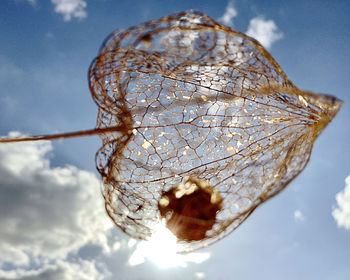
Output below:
[89,10,342,251]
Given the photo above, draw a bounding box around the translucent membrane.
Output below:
[1,10,342,252]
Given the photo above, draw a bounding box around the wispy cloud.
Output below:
[218,2,283,48]
[246,16,283,49]
[294,210,305,222]
[0,132,112,278]
[51,0,87,21]
[332,175,350,229]
[218,1,237,27]
[0,259,105,280]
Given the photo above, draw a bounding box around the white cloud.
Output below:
[246,16,283,49]
[218,1,237,27]
[294,210,305,222]
[332,175,350,229]
[51,0,87,21]
[0,259,104,280]
[0,132,113,278]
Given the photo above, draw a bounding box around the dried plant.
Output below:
[0,10,342,252]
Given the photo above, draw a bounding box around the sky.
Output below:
[0,0,349,279]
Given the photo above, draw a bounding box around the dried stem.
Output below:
[0,126,126,143]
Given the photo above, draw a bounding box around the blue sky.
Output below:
[0,0,349,279]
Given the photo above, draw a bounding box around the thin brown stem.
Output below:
[0,126,126,143]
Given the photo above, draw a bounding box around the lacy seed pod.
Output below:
[88,10,342,252]
[0,10,342,252]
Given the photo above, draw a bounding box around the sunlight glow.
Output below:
[127,220,210,268]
